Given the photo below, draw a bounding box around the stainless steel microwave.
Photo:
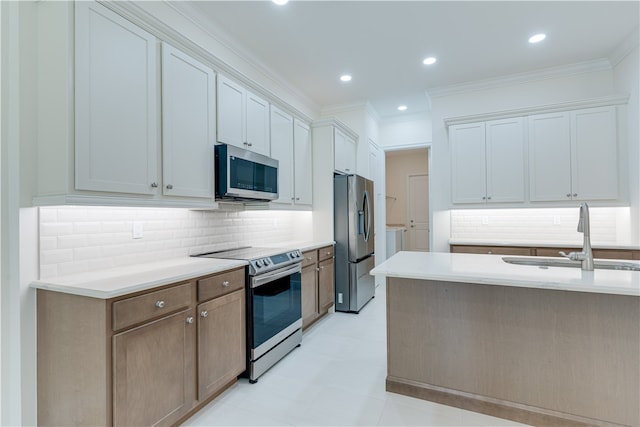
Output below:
[214,144,279,202]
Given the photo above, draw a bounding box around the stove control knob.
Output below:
[263,258,271,265]
[255,259,263,268]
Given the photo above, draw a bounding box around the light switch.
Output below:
[132,221,144,239]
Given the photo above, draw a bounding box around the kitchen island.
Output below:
[370,252,640,427]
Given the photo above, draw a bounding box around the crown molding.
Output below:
[101,1,318,123]
[428,59,613,99]
[443,94,630,128]
[609,27,639,67]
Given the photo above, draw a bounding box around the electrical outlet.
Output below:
[338,293,343,304]
[553,216,561,225]
[132,221,144,239]
[481,216,489,225]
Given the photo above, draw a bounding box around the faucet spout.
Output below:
[559,202,594,271]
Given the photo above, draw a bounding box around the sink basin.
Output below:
[502,257,640,272]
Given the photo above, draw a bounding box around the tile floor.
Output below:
[183,284,530,426]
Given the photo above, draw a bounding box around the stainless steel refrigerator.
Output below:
[334,174,375,313]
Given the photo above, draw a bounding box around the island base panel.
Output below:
[386,277,639,427]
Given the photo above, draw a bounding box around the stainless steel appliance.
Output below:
[215,144,279,202]
[334,174,375,313]
[194,247,303,383]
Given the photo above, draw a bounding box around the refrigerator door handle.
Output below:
[358,209,365,236]
[363,190,371,242]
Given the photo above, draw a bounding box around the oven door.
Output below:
[249,263,302,360]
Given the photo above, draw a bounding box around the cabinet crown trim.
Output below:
[311,118,359,140]
[443,94,629,129]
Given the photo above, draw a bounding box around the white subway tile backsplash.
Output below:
[451,207,630,245]
[39,206,313,279]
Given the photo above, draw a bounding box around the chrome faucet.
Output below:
[559,202,594,271]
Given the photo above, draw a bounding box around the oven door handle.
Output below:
[251,263,301,289]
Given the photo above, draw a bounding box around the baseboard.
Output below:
[386,376,626,427]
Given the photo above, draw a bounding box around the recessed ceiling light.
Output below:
[422,57,437,65]
[398,105,408,111]
[272,0,289,5]
[340,74,352,82]
[528,33,546,44]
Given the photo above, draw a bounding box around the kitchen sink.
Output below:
[502,257,640,271]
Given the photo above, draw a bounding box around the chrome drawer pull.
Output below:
[200,311,208,318]
[155,300,165,309]
[186,316,194,324]
[222,280,230,287]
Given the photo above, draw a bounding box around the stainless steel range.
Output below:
[194,247,303,383]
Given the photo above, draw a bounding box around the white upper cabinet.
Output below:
[451,122,487,204]
[161,43,216,199]
[570,107,618,200]
[75,1,159,195]
[451,118,525,204]
[270,106,294,205]
[334,128,356,174]
[293,119,313,206]
[529,106,617,202]
[217,75,270,156]
[485,118,526,203]
[269,106,312,208]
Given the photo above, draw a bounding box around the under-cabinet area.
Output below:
[36,266,246,427]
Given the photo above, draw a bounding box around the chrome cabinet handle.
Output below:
[151,182,158,188]
[166,184,173,190]
[295,197,300,201]
[566,193,571,197]
[200,311,208,318]
[326,251,331,256]
[155,300,165,308]
[573,193,578,197]
[316,268,320,272]
[186,316,194,324]
[222,280,230,287]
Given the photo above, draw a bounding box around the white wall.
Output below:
[613,45,640,243]
[379,113,432,148]
[428,65,639,250]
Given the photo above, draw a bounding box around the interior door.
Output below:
[407,174,429,251]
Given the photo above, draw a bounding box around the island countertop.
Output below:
[370,251,640,296]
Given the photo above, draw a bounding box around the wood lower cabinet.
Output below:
[113,308,196,426]
[37,266,246,427]
[450,245,533,256]
[197,289,246,400]
[301,245,335,330]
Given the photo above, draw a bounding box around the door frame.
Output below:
[383,143,432,252]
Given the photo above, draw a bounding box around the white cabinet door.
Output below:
[217,75,270,156]
[485,117,525,203]
[528,112,572,201]
[334,128,356,174]
[270,106,294,205]
[450,122,486,203]
[161,43,215,199]
[294,119,313,205]
[75,2,158,195]
[571,106,617,200]
[216,75,244,148]
[245,91,270,156]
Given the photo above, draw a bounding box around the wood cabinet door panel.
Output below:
[197,289,246,400]
[318,258,335,312]
[318,245,335,261]
[301,250,318,269]
[113,308,195,427]
[301,265,319,328]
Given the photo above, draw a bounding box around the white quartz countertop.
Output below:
[32,257,248,299]
[370,251,640,296]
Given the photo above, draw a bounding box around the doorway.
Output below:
[384,147,430,252]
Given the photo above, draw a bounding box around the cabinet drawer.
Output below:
[198,268,245,302]
[113,283,194,331]
[318,245,335,261]
[301,250,318,268]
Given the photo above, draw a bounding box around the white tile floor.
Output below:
[183,284,530,427]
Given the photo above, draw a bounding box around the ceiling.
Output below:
[181,1,639,119]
